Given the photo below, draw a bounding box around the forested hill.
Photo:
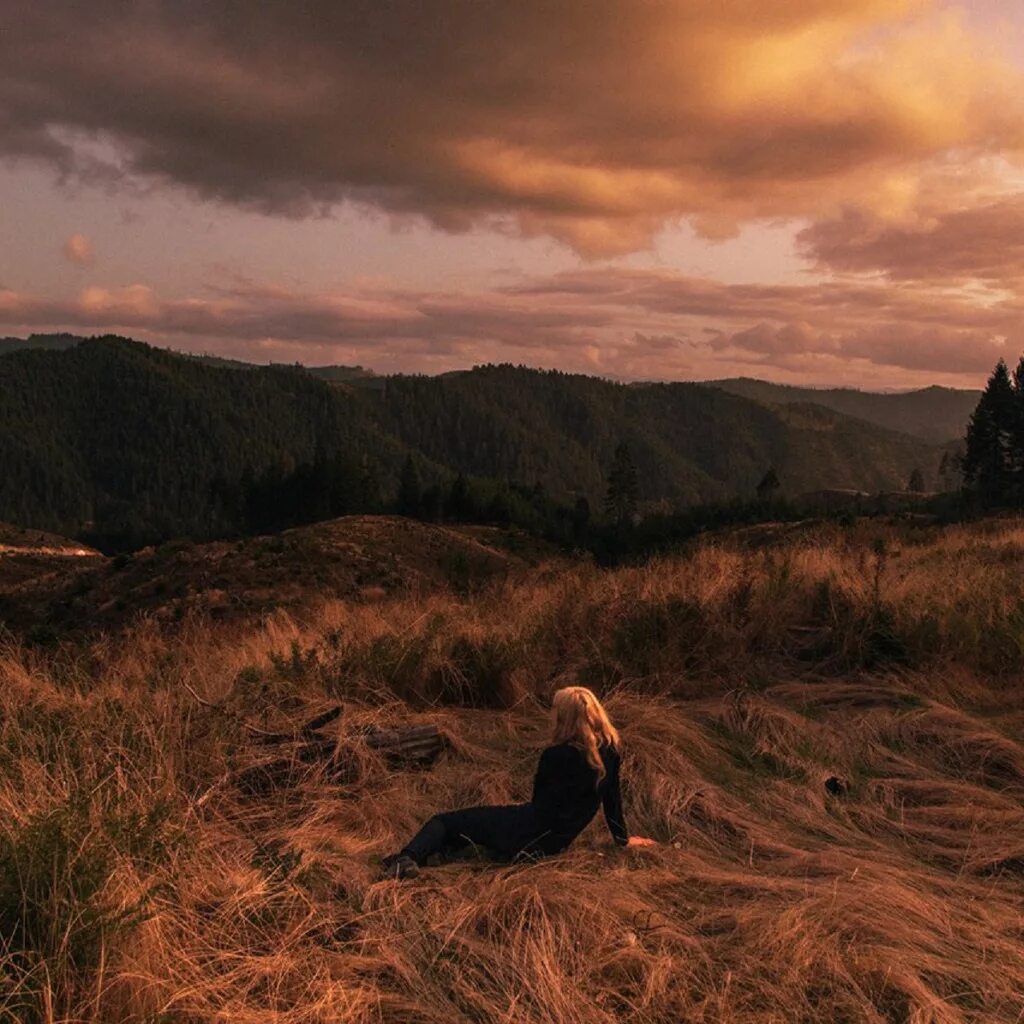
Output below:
[0,332,83,356]
[0,336,947,548]
[374,366,940,501]
[704,377,977,444]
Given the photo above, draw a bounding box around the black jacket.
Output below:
[531,741,629,849]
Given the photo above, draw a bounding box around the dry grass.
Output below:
[5,517,1024,1022]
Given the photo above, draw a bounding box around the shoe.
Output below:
[380,853,420,880]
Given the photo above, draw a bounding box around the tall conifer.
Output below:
[963,359,1016,505]
[605,442,639,524]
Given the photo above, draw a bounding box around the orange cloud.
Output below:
[63,233,94,266]
[2,1,1022,254]
[800,193,1024,284]
[78,284,156,317]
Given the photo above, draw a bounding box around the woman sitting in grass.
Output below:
[381,686,656,879]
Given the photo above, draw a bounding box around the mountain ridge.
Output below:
[0,335,959,547]
[703,376,977,444]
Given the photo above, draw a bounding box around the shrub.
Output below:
[0,805,130,1021]
[611,596,708,677]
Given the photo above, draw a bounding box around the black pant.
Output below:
[401,803,561,865]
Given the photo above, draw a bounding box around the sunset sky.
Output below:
[3,0,1024,388]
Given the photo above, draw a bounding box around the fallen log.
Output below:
[334,723,446,764]
[248,705,343,744]
[272,722,446,762]
[235,717,447,795]
[360,723,444,755]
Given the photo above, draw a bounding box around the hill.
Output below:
[0,332,83,356]
[0,337,415,549]
[309,364,378,382]
[705,377,977,444]
[0,522,102,593]
[185,353,375,380]
[6,517,1024,1021]
[0,336,947,548]
[372,366,942,504]
[0,515,559,637]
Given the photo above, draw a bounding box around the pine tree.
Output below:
[1010,356,1024,502]
[357,455,382,512]
[605,441,639,524]
[396,455,422,517]
[756,466,781,502]
[571,495,591,538]
[420,484,443,522]
[938,451,952,492]
[906,467,925,493]
[446,473,471,521]
[938,446,964,492]
[963,360,1017,506]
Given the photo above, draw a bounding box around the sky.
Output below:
[2,0,1024,388]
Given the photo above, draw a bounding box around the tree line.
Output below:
[0,335,958,555]
[962,357,1024,507]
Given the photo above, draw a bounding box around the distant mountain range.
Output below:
[1,334,974,442]
[704,377,977,445]
[0,333,377,380]
[0,334,970,547]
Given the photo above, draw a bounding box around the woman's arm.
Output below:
[604,752,658,848]
[602,753,629,846]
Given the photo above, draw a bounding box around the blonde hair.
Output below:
[551,686,620,782]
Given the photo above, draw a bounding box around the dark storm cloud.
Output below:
[2,1,1021,254]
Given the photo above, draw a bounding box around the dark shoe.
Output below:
[380,853,420,880]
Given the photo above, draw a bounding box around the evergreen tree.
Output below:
[938,451,952,492]
[419,484,443,522]
[446,473,472,521]
[1011,357,1024,498]
[938,448,963,492]
[605,441,639,524]
[906,467,925,493]
[963,360,1017,506]
[571,495,591,539]
[756,466,781,501]
[396,455,422,517]
[486,487,512,526]
[357,455,382,512]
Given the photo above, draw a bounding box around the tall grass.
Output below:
[4,517,1024,1021]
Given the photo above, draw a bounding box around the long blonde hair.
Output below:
[551,686,620,782]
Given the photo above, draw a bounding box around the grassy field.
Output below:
[5,517,1024,1022]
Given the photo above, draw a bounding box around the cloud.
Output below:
[713,321,834,357]
[63,233,94,266]
[799,193,1024,284]
[2,2,1022,254]
[712,320,1005,374]
[0,266,1015,386]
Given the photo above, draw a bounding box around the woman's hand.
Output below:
[626,836,658,848]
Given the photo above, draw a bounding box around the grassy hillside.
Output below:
[0,516,561,637]
[706,377,977,445]
[5,518,1024,1021]
[0,336,945,547]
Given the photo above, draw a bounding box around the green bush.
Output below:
[0,798,179,1022]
